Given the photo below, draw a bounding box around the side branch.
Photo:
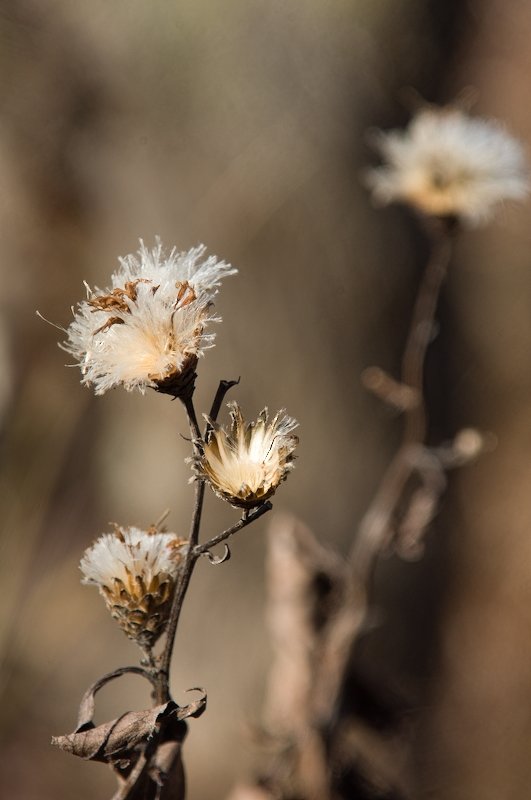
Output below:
[207,378,240,437]
[193,502,273,557]
[350,223,455,577]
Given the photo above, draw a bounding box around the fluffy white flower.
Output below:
[192,402,299,508]
[366,106,529,225]
[63,240,236,395]
[80,525,187,647]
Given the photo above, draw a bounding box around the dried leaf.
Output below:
[175,688,207,720]
[52,702,176,763]
[52,665,207,768]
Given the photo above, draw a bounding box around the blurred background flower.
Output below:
[2,1,531,799]
[366,106,529,224]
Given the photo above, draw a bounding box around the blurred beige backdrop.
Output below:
[1,1,531,798]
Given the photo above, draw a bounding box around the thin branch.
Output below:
[350,223,455,580]
[361,367,418,412]
[111,753,149,800]
[350,447,412,585]
[401,229,454,443]
[193,502,273,557]
[206,378,240,438]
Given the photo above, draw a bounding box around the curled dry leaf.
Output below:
[51,666,207,768]
[75,666,157,731]
[52,702,178,764]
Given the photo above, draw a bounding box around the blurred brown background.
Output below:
[2,1,531,798]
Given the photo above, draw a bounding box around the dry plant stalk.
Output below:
[228,101,530,800]
[47,241,299,798]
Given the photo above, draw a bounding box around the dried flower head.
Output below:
[192,402,299,508]
[63,240,236,396]
[80,525,187,648]
[366,106,529,225]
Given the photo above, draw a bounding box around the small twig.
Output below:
[350,447,413,585]
[193,502,273,557]
[206,378,240,439]
[111,753,149,800]
[361,367,418,412]
[395,445,447,559]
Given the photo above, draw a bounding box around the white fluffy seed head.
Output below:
[80,526,185,588]
[192,402,299,508]
[366,106,529,225]
[62,240,237,395]
[80,525,187,647]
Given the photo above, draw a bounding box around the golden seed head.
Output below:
[192,402,298,509]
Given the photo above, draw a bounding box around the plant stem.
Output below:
[155,385,265,703]
[401,228,454,444]
[156,502,272,703]
[183,395,202,443]
[350,222,454,581]
[156,396,205,702]
[309,221,456,763]
[156,551,197,703]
